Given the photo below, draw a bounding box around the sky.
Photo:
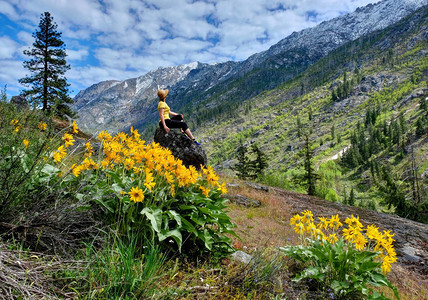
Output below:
[0,0,379,97]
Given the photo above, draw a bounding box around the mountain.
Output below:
[73,62,201,133]
[197,4,427,222]
[73,0,426,135]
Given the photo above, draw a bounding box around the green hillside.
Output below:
[193,7,428,222]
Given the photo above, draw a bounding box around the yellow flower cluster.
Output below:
[52,122,78,163]
[68,126,226,203]
[290,210,397,273]
[10,119,21,132]
[38,122,47,131]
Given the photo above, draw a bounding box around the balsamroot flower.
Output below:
[72,120,79,133]
[62,133,75,148]
[38,122,47,131]
[199,186,210,197]
[53,145,67,163]
[23,139,29,148]
[129,186,144,203]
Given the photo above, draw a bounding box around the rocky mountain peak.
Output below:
[73,62,200,133]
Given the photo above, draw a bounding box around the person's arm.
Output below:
[159,108,170,133]
[170,111,184,118]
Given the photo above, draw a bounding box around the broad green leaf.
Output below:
[141,207,162,233]
[167,210,182,227]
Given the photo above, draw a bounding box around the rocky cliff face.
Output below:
[74,0,427,134]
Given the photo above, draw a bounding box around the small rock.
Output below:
[400,244,420,263]
[231,250,253,264]
[246,182,269,192]
[225,194,261,207]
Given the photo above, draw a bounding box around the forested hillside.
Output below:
[193,6,428,223]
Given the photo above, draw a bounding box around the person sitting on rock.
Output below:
[157,88,201,145]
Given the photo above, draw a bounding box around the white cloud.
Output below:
[0,36,20,59]
[67,48,89,61]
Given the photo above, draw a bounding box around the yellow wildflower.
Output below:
[381,255,396,273]
[328,214,342,230]
[366,224,381,241]
[101,159,110,169]
[218,182,227,195]
[199,186,210,197]
[83,158,99,170]
[301,210,313,224]
[144,169,156,191]
[344,215,363,229]
[97,130,112,141]
[10,119,19,126]
[72,120,79,133]
[124,158,135,170]
[129,186,144,203]
[62,133,75,148]
[170,185,176,197]
[327,233,338,244]
[290,214,302,226]
[306,222,317,236]
[317,216,328,230]
[164,171,174,184]
[352,233,367,251]
[130,126,141,140]
[53,145,67,163]
[71,164,83,177]
[38,122,47,131]
[294,222,305,234]
[342,226,362,241]
[85,141,93,157]
[23,139,29,148]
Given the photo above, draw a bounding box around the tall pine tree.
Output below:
[19,12,74,118]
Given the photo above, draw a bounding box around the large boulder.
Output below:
[154,128,207,170]
[11,95,29,110]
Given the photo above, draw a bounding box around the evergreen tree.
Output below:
[232,144,250,180]
[232,144,269,181]
[297,117,302,137]
[250,144,268,179]
[349,188,356,206]
[19,12,74,118]
[302,133,318,196]
[415,116,426,137]
[420,97,427,112]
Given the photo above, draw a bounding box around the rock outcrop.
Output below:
[11,96,29,111]
[154,128,207,170]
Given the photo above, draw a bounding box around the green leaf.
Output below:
[180,217,197,235]
[167,210,182,227]
[92,198,114,213]
[203,229,213,251]
[141,207,162,233]
[41,164,60,176]
[179,204,196,210]
[158,229,183,251]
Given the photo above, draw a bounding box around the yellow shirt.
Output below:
[158,101,170,121]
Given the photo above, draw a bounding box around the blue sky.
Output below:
[0,0,377,97]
